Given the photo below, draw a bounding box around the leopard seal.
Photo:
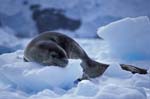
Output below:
[24,31,109,79]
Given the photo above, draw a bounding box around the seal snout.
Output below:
[53,58,68,67]
[60,58,69,67]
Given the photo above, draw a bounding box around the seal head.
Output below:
[24,40,68,67]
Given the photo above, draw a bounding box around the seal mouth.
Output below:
[53,58,68,67]
[60,59,68,67]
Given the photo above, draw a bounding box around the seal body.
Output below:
[24,32,109,79]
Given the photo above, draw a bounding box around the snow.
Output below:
[0,39,150,99]
[0,27,21,54]
[95,84,147,99]
[0,16,150,98]
[98,16,150,61]
[103,63,132,78]
[0,28,17,46]
[74,80,99,97]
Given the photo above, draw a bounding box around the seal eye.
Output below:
[50,52,58,58]
[51,54,57,58]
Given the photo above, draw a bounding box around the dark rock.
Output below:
[120,64,148,74]
[30,4,81,33]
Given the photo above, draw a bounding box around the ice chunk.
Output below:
[0,60,83,92]
[103,64,132,78]
[98,16,150,61]
[0,51,83,92]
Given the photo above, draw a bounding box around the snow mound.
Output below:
[74,80,99,97]
[97,16,150,61]
[0,50,83,92]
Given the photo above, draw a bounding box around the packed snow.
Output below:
[0,17,150,99]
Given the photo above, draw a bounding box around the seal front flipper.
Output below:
[74,73,90,84]
[120,64,148,74]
